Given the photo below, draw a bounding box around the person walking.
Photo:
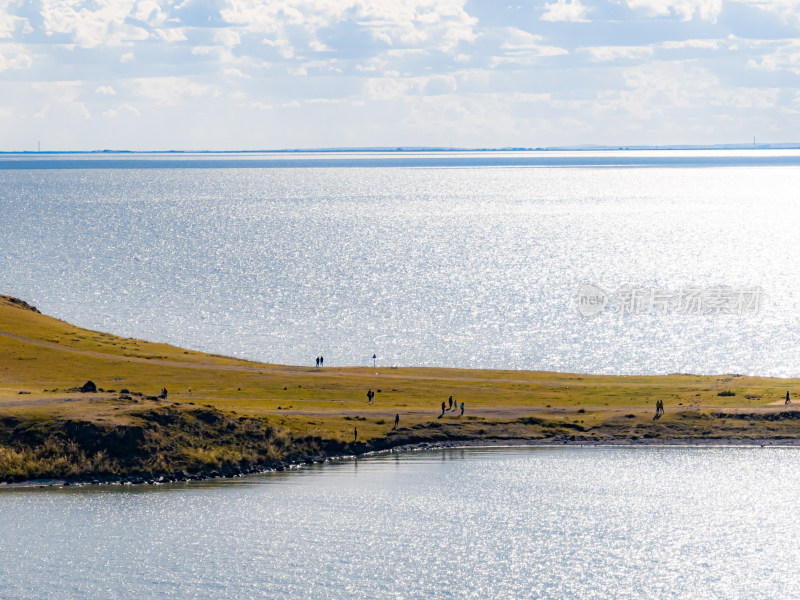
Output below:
[394,413,399,429]
[786,391,791,406]
[320,356,324,367]
[448,396,453,411]
[354,427,358,442]
[460,401,464,416]
[367,389,374,404]
[315,356,319,367]
[439,401,446,418]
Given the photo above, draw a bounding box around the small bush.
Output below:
[718,390,736,397]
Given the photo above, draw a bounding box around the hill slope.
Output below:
[1,296,799,483]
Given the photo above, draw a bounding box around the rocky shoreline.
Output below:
[4,434,798,489]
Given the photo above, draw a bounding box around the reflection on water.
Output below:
[1,447,798,599]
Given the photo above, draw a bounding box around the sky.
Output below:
[0,0,799,150]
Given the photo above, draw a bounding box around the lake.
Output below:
[2,150,800,374]
[1,446,798,599]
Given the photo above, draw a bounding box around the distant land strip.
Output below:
[4,154,800,170]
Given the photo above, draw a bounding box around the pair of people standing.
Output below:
[367,389,375,404]
[655,399,664,416]
[315,356,324,367]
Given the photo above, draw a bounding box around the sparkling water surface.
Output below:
[1,447,798,599]
[2,150,800,374]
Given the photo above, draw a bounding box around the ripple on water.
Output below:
[2,158,800,374]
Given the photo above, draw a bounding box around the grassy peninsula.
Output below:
[1,294,799,484]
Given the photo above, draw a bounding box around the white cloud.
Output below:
[132,0,166,26]
[38,0,150,48]
[735,0,800,28]
[541,0,590,22]
[133,77,220,105]
[747,40,800,74]
[363,76,414,100]
[0,10,30,38]
[712,87,779,108]
[156,28,187,42]
[626,0,723,21]
[27,81,92,121]
[306,97,349,104]
[585,45,654,62]
[1,0,800,149]
[660,38,723,50]
[0,45,33,71]
[609,61,720,119]
[214,29,241,48]
[221,0,479,54]
[491,27,568,65]
[223,67,251,79]
[420,74,457,95]
[103,103,141,118]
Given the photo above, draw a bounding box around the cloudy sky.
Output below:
[1,0,799,150]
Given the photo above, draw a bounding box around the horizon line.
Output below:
[4,142,800,155]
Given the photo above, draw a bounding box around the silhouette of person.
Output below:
[448,396,453,411]
[394,413,399,429]
[367,389,374,404]
[786,391,791,406]
[354,427,358,442]
[460,402,464,416]
[316,357,319,367]
[439,401,445,418]
[320,356,324,367]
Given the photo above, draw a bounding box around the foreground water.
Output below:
[0,447,797,599]
[3,150,800,374]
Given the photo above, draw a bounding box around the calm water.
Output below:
[1,447,799,599]
[3,150,800,374]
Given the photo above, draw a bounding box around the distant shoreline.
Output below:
[3,144,800,155]
[3,149,800,170]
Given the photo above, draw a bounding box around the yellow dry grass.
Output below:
[2,294,799,445]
